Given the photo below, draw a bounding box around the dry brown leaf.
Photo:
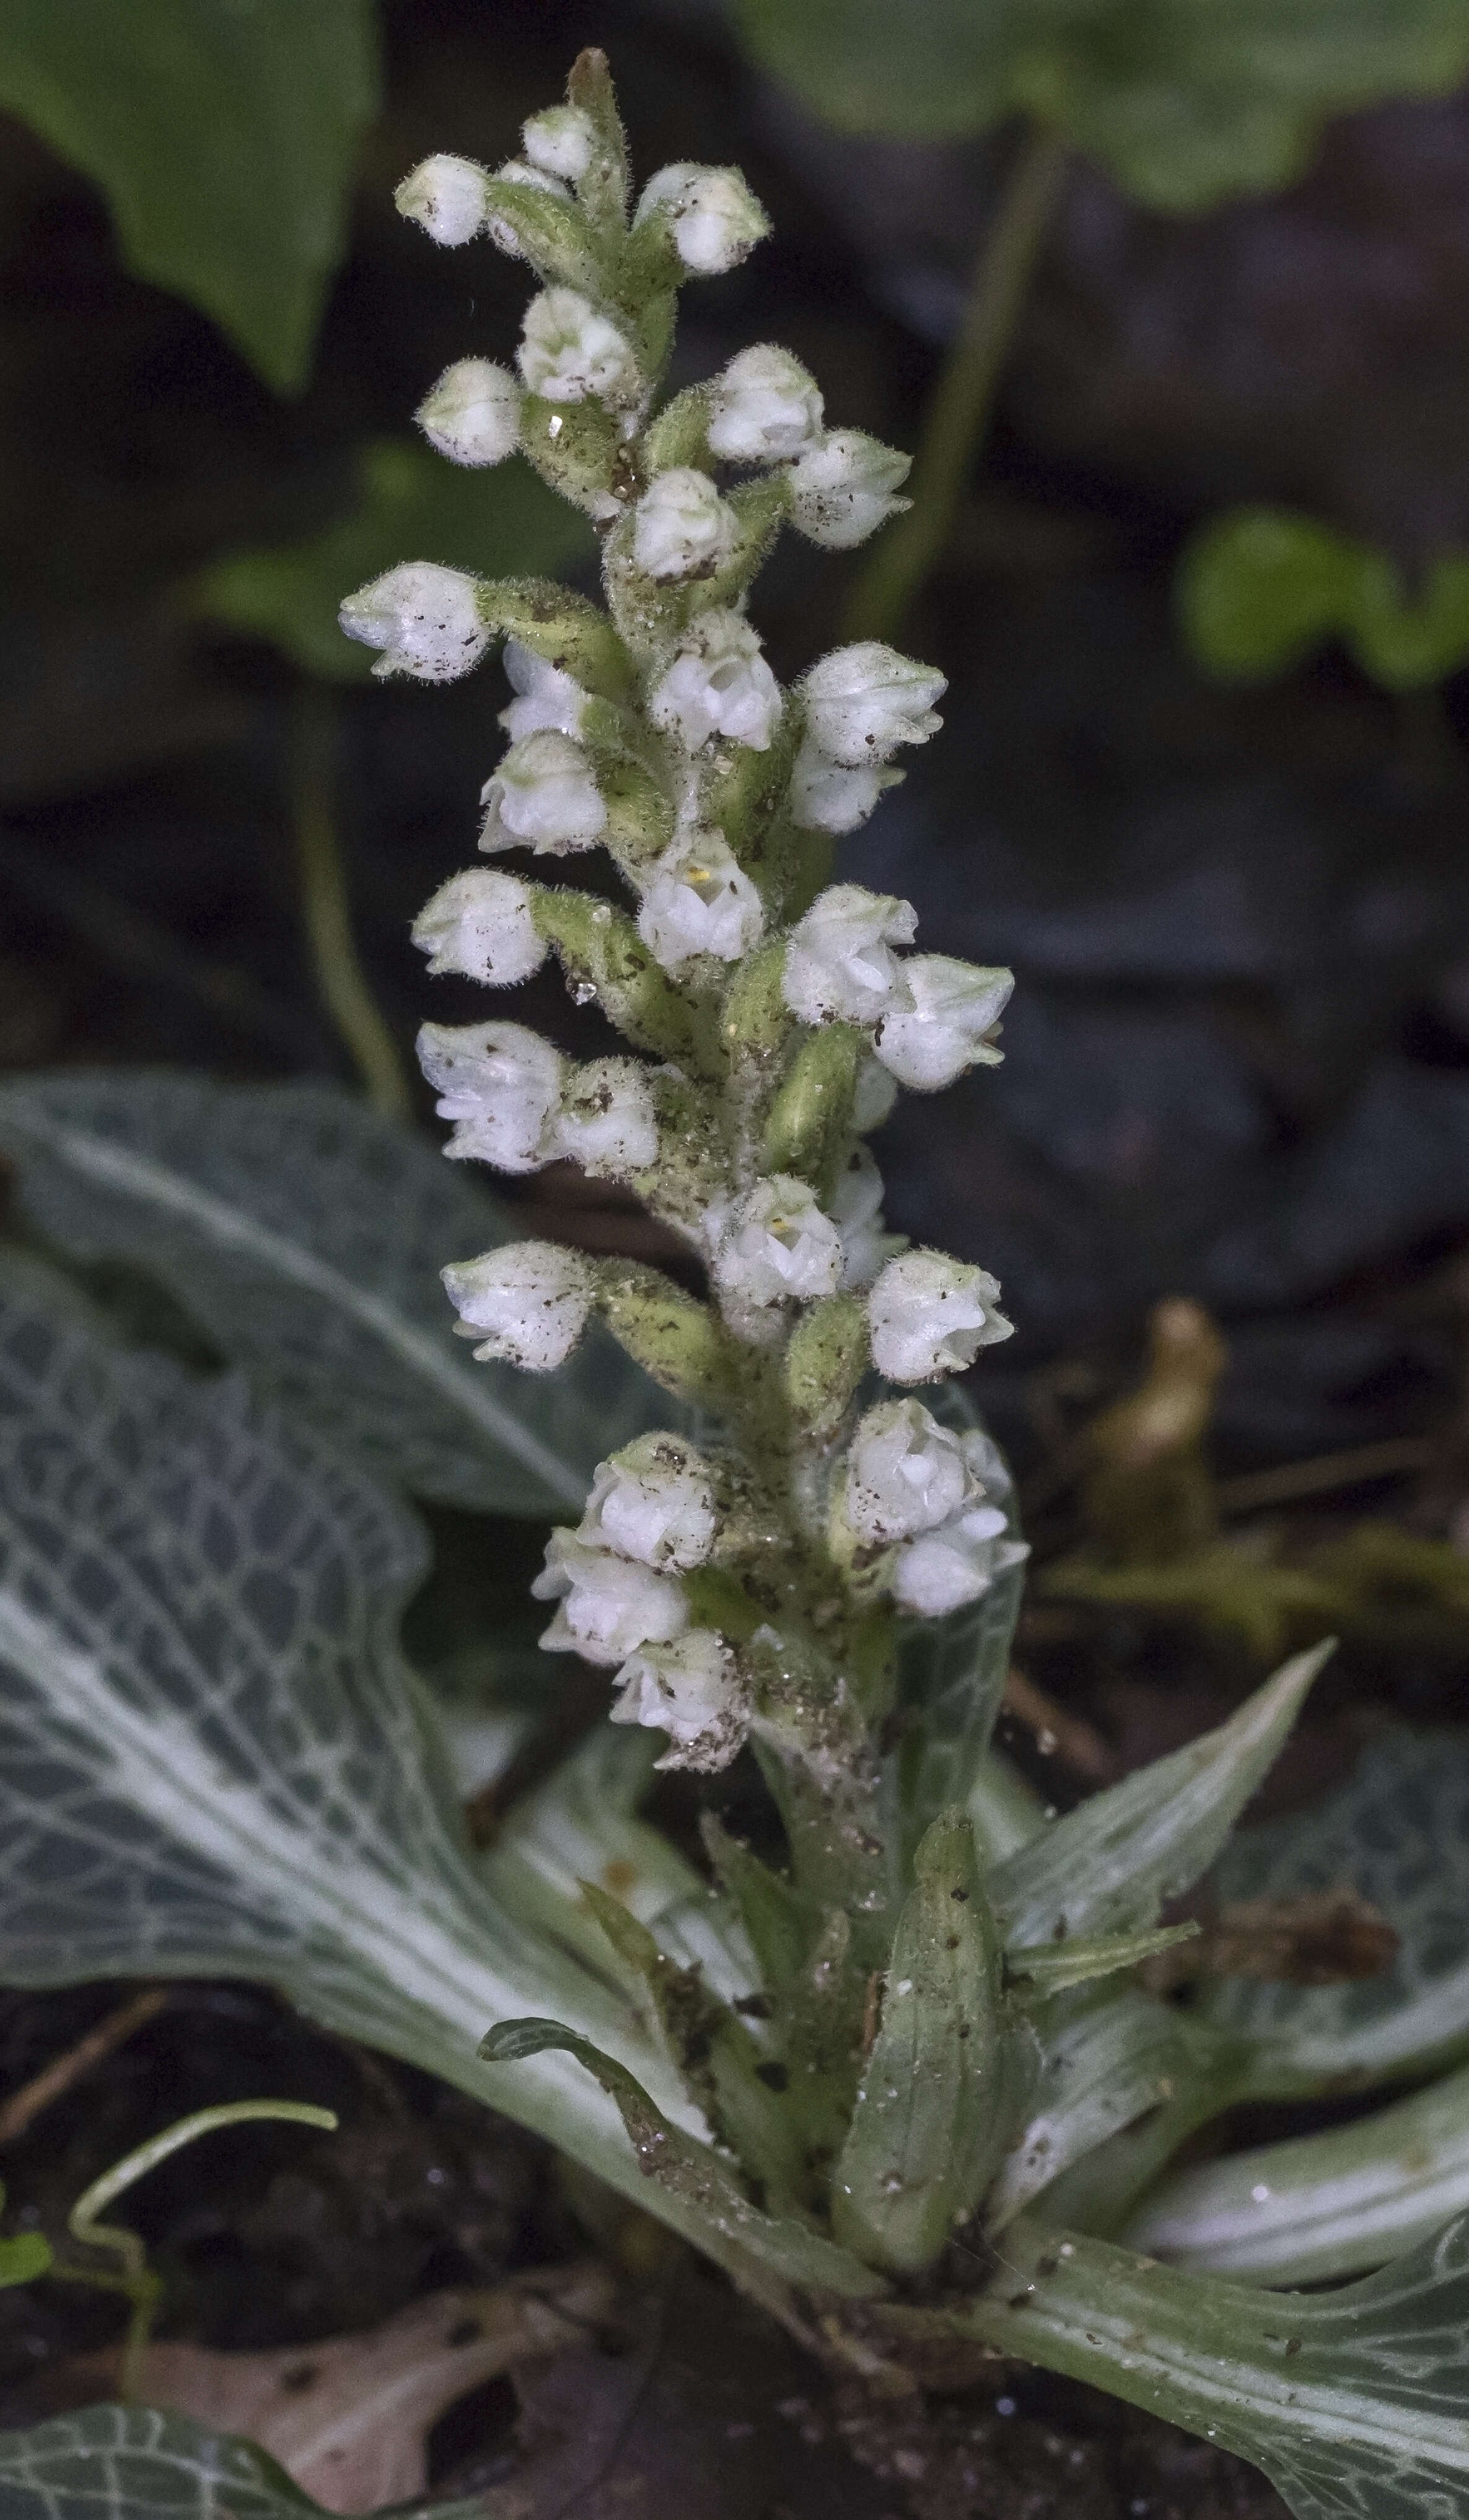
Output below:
[56,2264,612,2516]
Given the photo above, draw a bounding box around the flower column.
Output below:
[341,50,1024,1954]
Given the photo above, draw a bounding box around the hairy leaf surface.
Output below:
[0,0,378,390]
[0,1071,656,1514]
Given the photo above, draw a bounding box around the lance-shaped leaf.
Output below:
[0,1070,658,1515]
[987,1645,1329,1949]
[1206,1726,1469,2096]
[885,2210,1469,2520]
[0,2405,492,2520]
[0,1272,796,2283]
[1126,2053,1469,2288]
[984,1988,1229,2233]
[479,2019,882,2300]
[1005,1921,1199,1999]
[831,1809,1037,2275]
[884,1381,1027,1865]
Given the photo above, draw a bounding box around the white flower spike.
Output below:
[395,154,488,247]
[831,1146,903,1290]
[579,1433,717,1570]
[416,359,522,466]
[338,562,489,683]
[411,870,548,986]
[480,729,607,855]
[874,957,1014,1092]
[782,885,916,1027]
[442,1241,595,1372]
[416,1022,564,1173]
[519,287,637,404]
[802,643,946,764]
[635,163,770,274]
[533,1531,688,1665]
[610,1631,747,1770]
[706,344,824,462]
[711,1175,843,1311]
[647,610,782,751]
[789,431,911,549]
[788,743,901,837]
[633,466,738,580]
[868,1249,1013,1383]
[637,830,764,969]
[555,1057,660,1176]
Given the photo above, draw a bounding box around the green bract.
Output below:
[734,0,1469,209]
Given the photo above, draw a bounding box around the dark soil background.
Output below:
[4,0,1469,2511]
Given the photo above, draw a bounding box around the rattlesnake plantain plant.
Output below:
[6,48,1469,2520]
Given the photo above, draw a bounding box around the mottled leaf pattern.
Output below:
[0,1071,659,1515]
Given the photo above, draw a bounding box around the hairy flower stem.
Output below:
[842,123,1069,647]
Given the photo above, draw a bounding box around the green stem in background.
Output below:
[289,685,414,1121]
[842,123,1069,646]
[66,2099,336,2400]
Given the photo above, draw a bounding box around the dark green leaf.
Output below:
[197,437,595,682]
[734,0,1469,210]
[0,0,379,392]
[1179,505,1469,691]
[0,2404,492,2520]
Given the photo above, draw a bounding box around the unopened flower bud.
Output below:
[480,729,607,855]
[411,870,549,987]
[486,157,571,255]
[533,1531,688,1665]
[499,639,587,741]
[789,431,911,549]
[868,1248,1012,1383]
[648,610,782,751]
[637,829,764,970]
[522,103,596,181]
[417,1022,563,1172]
[893,1507,1028,1617]
[706,344,824,462]
[339,561,489,683]
[442,1241,594,1372]
[635,162,770,275]
[711,1175,843,1310]
[802,643,946,765]
[610,1630,747,1770]
[831,1145,903,1289]
[782,884,916,1027]
[395,154,488,247]
[788,741,900,836]
[415,358,521,466]
[519,286,637,405]
[579,1433,717,1570]
[555,1057,659,1176]
[853,1052,899,1132]
[874,958,1014,1092]
[633,466,738,580]
[845,1398,970,1545]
